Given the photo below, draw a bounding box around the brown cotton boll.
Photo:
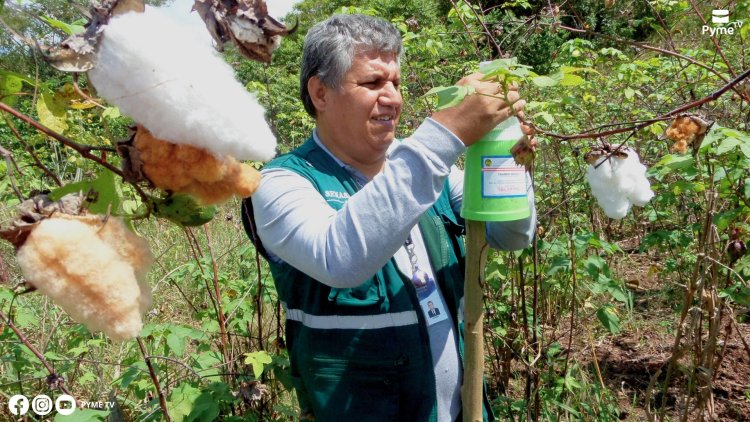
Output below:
[175,144,229,184]
[133,125,261,203]
[134,127,175,163]
[184,160,262,204]
[666,116,701,143]
[671,139,688,154]
[15,215,152,341]
[230,162,262,198]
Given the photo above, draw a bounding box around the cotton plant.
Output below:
[585,145,655,220]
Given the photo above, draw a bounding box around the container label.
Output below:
[481,155,527,198]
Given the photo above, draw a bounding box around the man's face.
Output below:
[317,50,402,163]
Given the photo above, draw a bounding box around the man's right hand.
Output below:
[431,73,526,146]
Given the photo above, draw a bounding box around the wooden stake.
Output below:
[463,219,488,422]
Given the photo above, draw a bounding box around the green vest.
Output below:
[242,137,493,421]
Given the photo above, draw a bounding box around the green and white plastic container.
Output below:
[460,116,531,222]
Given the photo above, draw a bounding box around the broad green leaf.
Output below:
[36,90,68,133]
[560,73,584,86]
[42,16,85,35]
[624,88,635,100]
[102,107,121,120]
[534,111,555,125]
[167,383,202,422]
[423,85,475,110]
[0,72,22,106]
[609,286,629,303]
[244,350,273,379]
[716,136,742,155]
[49,168,121,215]
[650,154,694,176]
[597,306,621,334]
[531,75,559,87]
[166,333,186,357]
[186,393,221,422]
[56,409,109,421]
[719,285,750,307]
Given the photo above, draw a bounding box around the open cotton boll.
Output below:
[134,126,262,203]
[15,215,152,341]
[88,8,276,161]
[586,148,655,220]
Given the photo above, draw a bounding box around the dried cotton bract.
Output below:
[87,7,276,161]
[15,214,153,341]
[586,148,655,220]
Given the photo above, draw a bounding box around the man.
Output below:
[243,14,536,422]
[427,301,441,318]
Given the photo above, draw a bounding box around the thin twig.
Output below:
[3,114,63,186]
[72,73,106,109]
[0,309,73,396]
[0,102,151,203]
[0,145,24,201]
[541,67,750,141]
[203,225,230,382]
[136,337,171,422]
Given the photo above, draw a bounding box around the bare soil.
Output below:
[597,252,750,421]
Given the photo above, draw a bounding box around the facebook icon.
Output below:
[8,395,29,415]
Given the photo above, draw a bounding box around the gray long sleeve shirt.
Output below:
[251,117,536,421]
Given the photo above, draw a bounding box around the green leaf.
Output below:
[102,107,121,120]
[716,136,742,155]
[49,169,121,215]
[719,285,750,307]
[534,111,555,125]
[166,333,186,357]
[423,85,475,110]
[186,393,221,422]
[36,90,68,133]
[244,350,273,379]
[597,306,622,334]
[55,409,109,421]
[624,88,635,100]
[42,16,85,35]
[650,154,694,176]
[531,75,560,87]
[167,383,202,422]
[0,72,22,106]
[560,73,584,86]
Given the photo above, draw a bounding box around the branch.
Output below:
[203,225,231,381]
[549,23,750,104]
[136,337,172,422]
[0,145,25,201]
[0,309,73,396]
[540,67,750,141]
[2,114,63,186]
[0,101,150,203]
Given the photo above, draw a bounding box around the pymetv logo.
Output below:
[8,394,76,416]
[702,9,743,36]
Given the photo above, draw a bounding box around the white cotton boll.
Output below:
[585,148,655,219]
[622,151,655,207]
[87,8,276,161]
[16,216,152,341]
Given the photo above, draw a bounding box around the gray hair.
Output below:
[300,14,403,117]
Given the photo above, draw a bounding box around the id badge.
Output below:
[412,266,448,326]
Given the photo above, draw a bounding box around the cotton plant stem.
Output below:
[462,219,488,422]
[0,309,73,396]
[136,336,171,422]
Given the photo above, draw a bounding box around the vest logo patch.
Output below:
[324,190,350,200]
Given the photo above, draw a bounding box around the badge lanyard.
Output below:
[405,235,448,326]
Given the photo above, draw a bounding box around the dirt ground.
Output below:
[488,249,750,420]
[596,252,750,421]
